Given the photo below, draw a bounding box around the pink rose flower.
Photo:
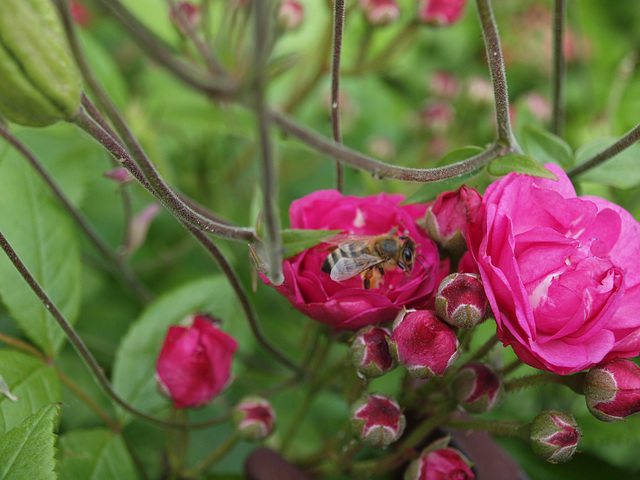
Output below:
[467,164,640,374]
[266,190,440,330]
[155,314,238,409]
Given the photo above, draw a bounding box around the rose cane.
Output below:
[584,359,640,422]
[156,314,238,409]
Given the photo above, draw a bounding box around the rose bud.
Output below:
[278,1,304,31]
[435,273,489,329]
[232,396,276,442]
[351,394,406,449]
[418,0,467,26]
[103,167,135,185]
[155,314,238,409]
[360,0,401,27]
[452,363,504,414]
[528,410,582,464]
[424,186,482,257]
[584,359,640,422]
[389,310,460,379]
[169,2,201,33]
[349,326,396,378]
[404,447,474,480]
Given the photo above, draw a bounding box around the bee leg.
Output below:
[363,268,374,290]
[377,265,385,276]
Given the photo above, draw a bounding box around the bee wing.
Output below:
[323,233,371,250]
[330,255,385,282]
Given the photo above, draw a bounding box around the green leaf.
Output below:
[0,350,61,435]
[574,138,640,189]
[0,404,60,480]
[520,124,574,167]
[488,153,558,180]
[436,146,485,166]
[112,276,239,424]
[0,147,82,356]
[281,229,341,258]
[403,147,485,204]
[57,428,138,480]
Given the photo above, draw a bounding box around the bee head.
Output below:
[397,237,416,271]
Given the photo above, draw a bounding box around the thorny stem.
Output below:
[0,229,218,429]
[56,0,258,243]
[186,225,303,375]
[475,0,520,151]
[270,110,508,181]
[505,371,585,394]
[567,121,640,179]
[0,123,154,304]
[331,0,345,192]
[551,0,566,136]
[252,0,283,285]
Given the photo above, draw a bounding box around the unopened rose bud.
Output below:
[423,186,482,257]
[233,396,276,442]
[360,0,400,26]
[418,0,467,26]
[584,359,640,422]
[435,273,489,328]
[349,326,396,378]
[170,2,201,33]
[103,167,135,184]
[429,70,460,99]
[278,1,304,31]
[155,314,238,409]
[351,394,405,449]
[418,100,455,132]
[0,0,82,126]
[452,363,504,413]
[404,447,474,480]
[389,310,460,379]
[528,410,582,464]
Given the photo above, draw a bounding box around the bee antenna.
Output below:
[415,254,432,280]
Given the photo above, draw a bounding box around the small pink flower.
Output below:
[360,0,401,26]
[423,186,482,256]
[233,396,276,441]
[453,363,504,413]
[155,314,237,409]
[405,447,475,480]
[103,167,134,184]
[529,410,582,464]
[278,1,304,31]
[467,164,640,374]
[429,70,460,99]
[389,309,460,378]
[584,359,640,422]
[262,190,440,330]
[418,0,467,26]
[349,326,396,378]
[169,2,201,33]
[70,1,93,27]
[351,394,405,448]
[435,273,489,328]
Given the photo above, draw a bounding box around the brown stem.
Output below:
[330,0,345,192]
[551,0,566,136]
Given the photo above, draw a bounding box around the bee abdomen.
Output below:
[322,251,340,273]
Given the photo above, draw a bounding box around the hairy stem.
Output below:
[331,0,345,192]
[252,0,283,285]
[0,123,153,304]
[551,0,566,136]
[446,418,526,439]
[567,122,640,179]
[475,0,520,151]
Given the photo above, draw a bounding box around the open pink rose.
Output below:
[266,190,441,330]
[467,164,640,374]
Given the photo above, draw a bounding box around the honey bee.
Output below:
[321,233,416,289]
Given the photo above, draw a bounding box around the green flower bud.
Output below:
[0,0,82,126]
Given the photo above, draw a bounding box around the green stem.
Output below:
[499,358,524,376]
[181,432,239,478]
[467,333,499,363]
[446,418,527,440]
[551,0,566,136]
[504,371,585,394]
[475,0,520,151]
